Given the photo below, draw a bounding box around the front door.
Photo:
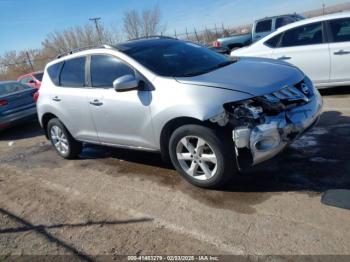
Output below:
[87,55,155,149]
[271,22,331,85]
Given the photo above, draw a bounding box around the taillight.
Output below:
[33,92,39,103]
[0,100,8,106]
[213,41,221,48]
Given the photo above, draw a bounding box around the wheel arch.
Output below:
[41,113,59,139]
[159,116,215,162]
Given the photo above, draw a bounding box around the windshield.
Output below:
[123,41,235,77]
[34,73,43,81]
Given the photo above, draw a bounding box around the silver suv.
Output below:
[37,37,322,188]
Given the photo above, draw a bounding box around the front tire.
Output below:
[169,125,235,188]
[47,118,82,159]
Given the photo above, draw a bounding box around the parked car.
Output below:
[0,81,38,130]
[37,37,322,188]
[231,12,350,89]
[213,14,304,53]
[17,71,44,89]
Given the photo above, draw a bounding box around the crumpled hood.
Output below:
[175,57,305,97]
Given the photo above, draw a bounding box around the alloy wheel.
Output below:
[50,125,69,155]
[176,136,218,181]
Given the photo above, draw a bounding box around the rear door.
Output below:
[270,22,331,85]
[48,57,99,142]
[327,17,350,84]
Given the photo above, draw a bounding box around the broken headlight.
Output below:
[224,100,264,127]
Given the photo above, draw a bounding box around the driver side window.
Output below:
[280,22,324,47]
[90,55,135,88]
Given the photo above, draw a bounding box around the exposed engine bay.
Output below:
[210,80,323,169]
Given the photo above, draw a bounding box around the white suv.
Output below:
[231,12,350,89]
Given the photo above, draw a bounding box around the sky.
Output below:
[0,0,349,55]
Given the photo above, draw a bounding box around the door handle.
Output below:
[52,96,61,102]
[334,50,350,55]
[278,56,291,60]
[90,99,103,106]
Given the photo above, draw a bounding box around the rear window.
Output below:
[0,82,31,96]
[256,20,272,33]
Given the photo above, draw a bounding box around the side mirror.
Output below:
[113,75,139,92]
[29,80,36,84]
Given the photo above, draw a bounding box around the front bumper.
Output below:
[233,89,323,168]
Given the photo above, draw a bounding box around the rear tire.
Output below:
[169,124,235,188]
[47,118,82,159]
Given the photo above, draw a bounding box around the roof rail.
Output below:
[56,44,114,59]
[128,35,178,41]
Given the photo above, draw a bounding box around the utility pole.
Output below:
[194,27,199,43]
[89,17,102,44]
[26,51,34,71]
[322,1,326,15]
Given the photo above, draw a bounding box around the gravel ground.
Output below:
[0,87,350,261]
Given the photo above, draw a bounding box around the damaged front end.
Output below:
[211,79,323,169]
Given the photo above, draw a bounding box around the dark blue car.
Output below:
[0,81,37,130]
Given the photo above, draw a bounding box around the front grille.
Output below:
[263,80,312,106]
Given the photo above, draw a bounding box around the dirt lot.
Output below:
[0,88,350,260]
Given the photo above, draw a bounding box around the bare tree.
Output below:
[123,5,164,39]
[0,23,121,80]
[41,23,121,56]
[123,10,141,39]
[0,49,47,80]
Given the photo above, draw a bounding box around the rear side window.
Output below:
[90,55,135,87]
[60,57,86,87]
[280,22,323,47]
[265,33,282,48]
[47,62,64,86]
[0,82,30,96]
[256,20,272,33]
[329,18,350,43]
